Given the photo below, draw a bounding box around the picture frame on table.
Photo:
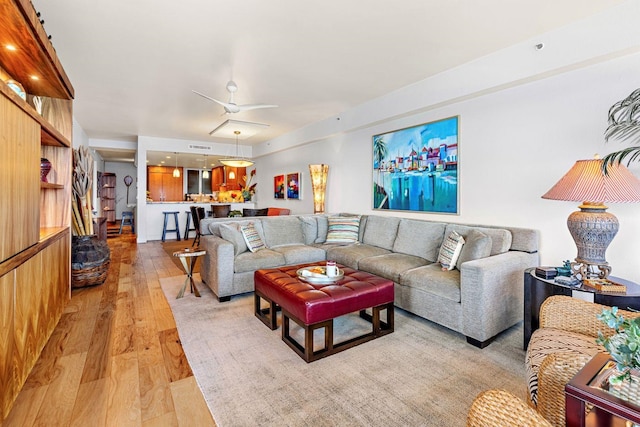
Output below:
[274,174,285,199]
[372,116,459,214]
[286,172,301,200]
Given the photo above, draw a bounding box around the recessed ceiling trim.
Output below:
[209,119,269,139]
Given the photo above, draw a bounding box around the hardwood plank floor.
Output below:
[1,233,216,427]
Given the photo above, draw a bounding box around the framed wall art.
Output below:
[274,174,285,199]
[373,116,459,214]
[286,172,301,200]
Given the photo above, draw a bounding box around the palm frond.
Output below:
[602,146,640,174]
[605,88,640,144]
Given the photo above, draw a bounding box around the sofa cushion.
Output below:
[525,327,601,406]
[444,224,512,256]
[399,263,461,303]
[316,215,329,243]
[299,216,318,245]
[358,253,429,282]
[438,231,465,271]
[393,219,446,262]
[325,243,391,269]
[362,216,400,250]
[271,245,326,265]
[326,216,361,244]
[261,216,305,247]
[240,222,265,252]
[456,229,492,269]
[219,223,248,255]
[234,249,286,273]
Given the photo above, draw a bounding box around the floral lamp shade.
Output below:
[309,164,329,214]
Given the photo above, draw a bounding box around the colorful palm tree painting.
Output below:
[373,116,459,213]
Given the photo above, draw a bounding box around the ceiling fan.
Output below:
[193,80,278,114]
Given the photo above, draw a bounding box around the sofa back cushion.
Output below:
[362,215,400,250]
[456,229,492,268]
[261,216,305,247]
[393,219,445,262]
[444,224,512,255]
[299,216,318,245]
[219,223,249,255]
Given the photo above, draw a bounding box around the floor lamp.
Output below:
[309,164,329,214]
[542,158,640,279]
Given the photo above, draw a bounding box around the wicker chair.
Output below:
[525,295,640,426]
[467,389,551,427]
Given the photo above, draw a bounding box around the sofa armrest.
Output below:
[460,251,539,343]
[199,235,235,299]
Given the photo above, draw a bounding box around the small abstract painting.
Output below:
[373,116,459,214]
[274,174,285,199]
[286,172,301,200]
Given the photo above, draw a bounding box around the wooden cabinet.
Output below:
[221,166,246,191]
[0,0,73,420]
[100,172,116,223]
[147,166,183,201]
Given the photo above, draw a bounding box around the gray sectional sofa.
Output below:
[199,213,539,347]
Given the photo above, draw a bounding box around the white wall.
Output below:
[255,3,640,282]
[104,161,138,219]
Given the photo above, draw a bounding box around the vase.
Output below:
[71,235,111,288]
[40,158,52,182]
[242,190,252,202]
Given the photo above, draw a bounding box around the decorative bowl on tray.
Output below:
[296,266,344,285]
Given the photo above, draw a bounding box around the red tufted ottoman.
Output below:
[254,262,394,362]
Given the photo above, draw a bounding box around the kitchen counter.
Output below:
[144,201,255,241]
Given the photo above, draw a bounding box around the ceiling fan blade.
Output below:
[192,90,230,108]
[236,104,279,112]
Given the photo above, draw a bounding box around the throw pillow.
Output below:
[240,222,265,252]
[456,229,492,269]
[325,215,361,244]
[438,230,465,271]
[219,223,248,255]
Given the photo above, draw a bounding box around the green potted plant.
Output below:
[596,307,640,385]
[602,88,640,172]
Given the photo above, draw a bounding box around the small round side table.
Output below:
[173,248,206,298]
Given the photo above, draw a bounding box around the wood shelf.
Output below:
[0,0,74,99]
[40,182,63,189]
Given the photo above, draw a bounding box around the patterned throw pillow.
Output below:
[325,216,361,244]
[240,222,265,252]
[438,230,465,271]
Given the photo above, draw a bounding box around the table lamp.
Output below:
[542,157,640,279]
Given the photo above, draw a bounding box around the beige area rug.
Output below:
[159,275,528,427]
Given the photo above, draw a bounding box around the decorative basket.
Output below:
[71,235,111,288]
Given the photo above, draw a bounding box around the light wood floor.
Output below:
[1,233,216,427]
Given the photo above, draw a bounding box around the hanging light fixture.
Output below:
[202,154,210,179]
[172,152,180,178]
[219,130,254,167]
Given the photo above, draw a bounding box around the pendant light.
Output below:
[172,152,180,177]
[219,130,254,167]
[202,154,210,179]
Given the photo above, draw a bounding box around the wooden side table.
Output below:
[566,352,640,426]
[524,268,640,349]
[173,248,206,298]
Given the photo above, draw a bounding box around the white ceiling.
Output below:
[31,0,626,164]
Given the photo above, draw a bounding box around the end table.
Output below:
[173,248,206,298]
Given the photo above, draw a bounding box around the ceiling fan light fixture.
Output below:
[219,130,254,168]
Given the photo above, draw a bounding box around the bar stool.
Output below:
[162,211,181,242]
[184,210,196,240]
[190,206,205,247]
[119,211,135,234]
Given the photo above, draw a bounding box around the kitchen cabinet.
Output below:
[0,0,73,419]
[147,166,183,201]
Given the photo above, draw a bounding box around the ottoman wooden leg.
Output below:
[254,290,278,330]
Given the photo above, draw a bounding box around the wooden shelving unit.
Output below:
[100,172,116,223]
[0,0,73,420]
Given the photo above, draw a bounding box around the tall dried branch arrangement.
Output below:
[72,146,94,236]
